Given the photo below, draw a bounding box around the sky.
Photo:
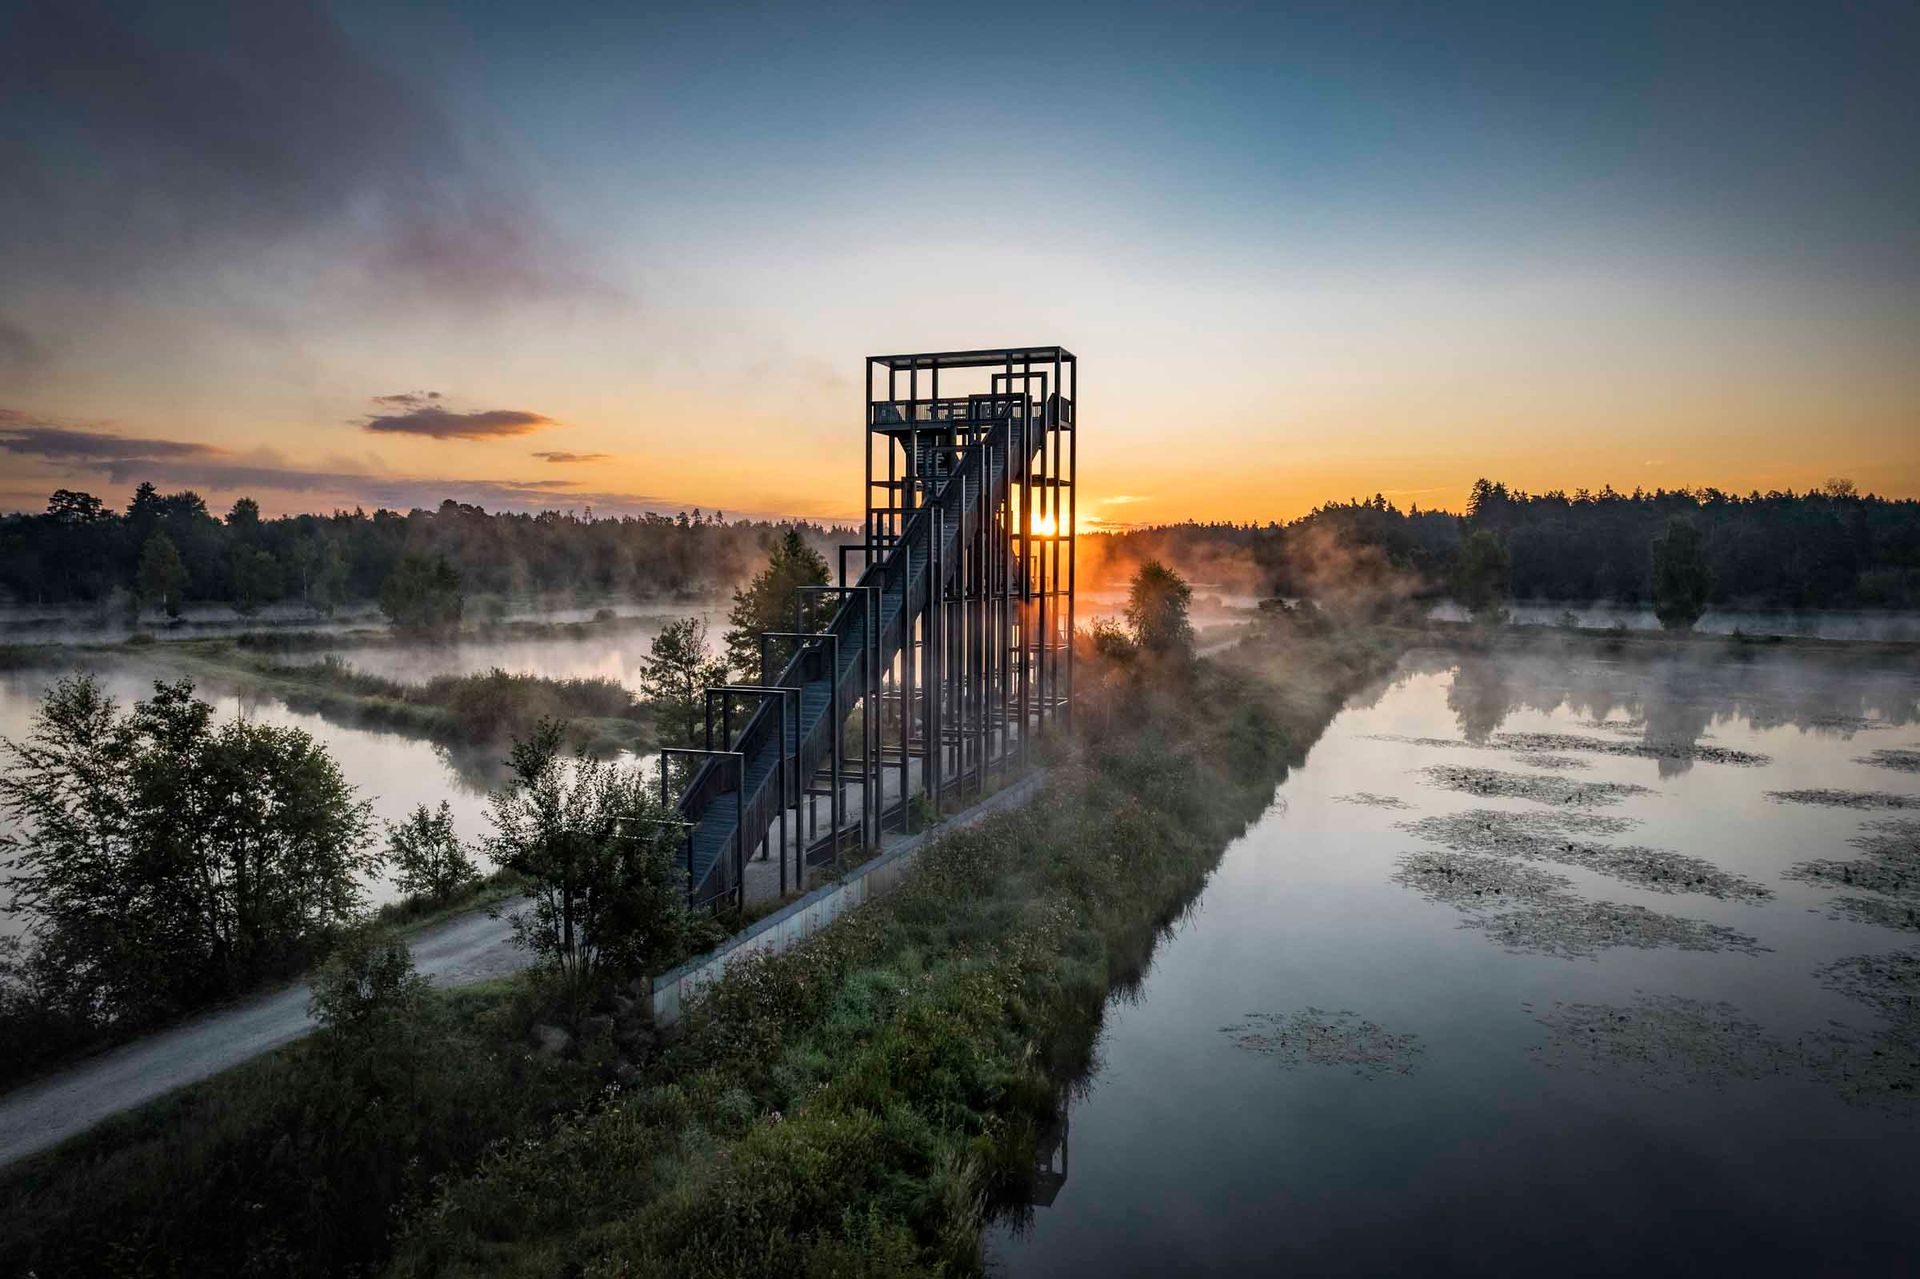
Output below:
[1,0,1916,528]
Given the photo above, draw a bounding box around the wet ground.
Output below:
[988,644,1920,1276]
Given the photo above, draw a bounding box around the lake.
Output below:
[989,642,1920,1275]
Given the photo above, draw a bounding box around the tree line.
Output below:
[1086,479,1920,613]
[0,483,849,617]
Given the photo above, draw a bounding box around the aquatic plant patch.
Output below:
[1817,948,1920,1028]
[1495,731,1770,768]
[1787,819,1920,900]
[1581,718,1646,733]
[1819,895,1920,933]
[1533,969,1920,1109]
[1332,792,1413,810]
[1767,789,1920,812]
[1393,850,1767,959]
[1857,749,1920,774]
[1509,752,1591,770]
[1532,995,1800,1084]
[1420,765,1652,808]
[1531,995,1803,1088]
[1481,897,1767,958]
[1221,1008,1423,1078]
[1402,809,1770,900]
[1804,714,1890,734]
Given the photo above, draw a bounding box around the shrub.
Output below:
[310,927,427,1042]
[1125,559,1195,658]
[488,721,712,1015]
[386,801,480,903]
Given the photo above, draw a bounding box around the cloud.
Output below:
[371,391,443,409]
[0,0,608,323]
[361,405,555,440]
[0,415,698,516]
[106,455,588,509]
[532,451,611,464]
[0,419,221,463]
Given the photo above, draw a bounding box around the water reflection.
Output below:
[1029,1114,1069,1208]
[1430,645,1920,776]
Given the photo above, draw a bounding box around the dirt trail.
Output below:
[0,902,531,1169]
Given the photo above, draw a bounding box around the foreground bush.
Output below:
[0,675,376,1086]
[488,720,716,1017]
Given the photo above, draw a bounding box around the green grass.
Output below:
[91,643,657,758]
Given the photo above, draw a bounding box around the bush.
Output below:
[489,721,713,1016]
[386,801,481,903]
[1125,559,1195,658]
[0,675,376,1039]
[310,927,427,1043]
[0,980,597,1279]
[425,667,637,741]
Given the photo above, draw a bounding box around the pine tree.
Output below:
[640,617,726,747]
[723,530,829,680]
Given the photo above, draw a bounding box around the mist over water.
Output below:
[0,599,724,651]
[273,606,726,684]
[1425,601,1920,642]
[989,644,1920,1276]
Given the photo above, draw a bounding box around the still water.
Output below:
[991,645,1920,1275]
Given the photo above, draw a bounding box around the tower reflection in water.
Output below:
[1029,1114,1068,1208]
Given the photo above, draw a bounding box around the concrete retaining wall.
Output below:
[650,770,1047,1025]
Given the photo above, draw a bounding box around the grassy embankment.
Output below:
[4,637,656,757]
[0,617,1404,1277]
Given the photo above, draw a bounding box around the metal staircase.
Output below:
[669,347,1078,909]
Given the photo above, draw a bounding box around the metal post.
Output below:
[1065,354,1077,730]
[928,507,943,814]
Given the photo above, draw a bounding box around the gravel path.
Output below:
[0,901,532,1169]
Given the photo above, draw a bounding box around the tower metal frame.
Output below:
[667,346,1077,909]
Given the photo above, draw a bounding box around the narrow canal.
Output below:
[990,643,1920,1275]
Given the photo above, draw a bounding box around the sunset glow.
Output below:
[1,3,1915,524]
